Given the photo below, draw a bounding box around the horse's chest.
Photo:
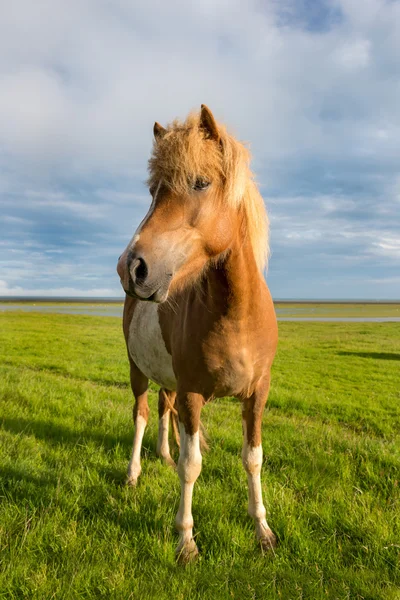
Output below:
[128,302,176,390]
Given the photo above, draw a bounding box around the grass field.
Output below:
[1,301,400,320]
[0,311,399,599]
[275,303,400,319]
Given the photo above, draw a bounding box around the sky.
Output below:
[0,0,399,300]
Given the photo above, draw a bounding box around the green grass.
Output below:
[0,312,399,599]
[1,300,400,319]
[274,302,400,318]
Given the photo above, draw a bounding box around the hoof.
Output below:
[259,529,277,552]
[126,475,139,487]
[176,538,199,564]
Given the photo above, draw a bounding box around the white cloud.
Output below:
[0,279,120,297]
[0,215,32,224]
[0,0,398,174]
[333,39,370,70]
[372,235,400,259]
[0,0,399,298]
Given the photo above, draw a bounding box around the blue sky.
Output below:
[0,0,399,299]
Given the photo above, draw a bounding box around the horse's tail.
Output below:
[169,398,209,453]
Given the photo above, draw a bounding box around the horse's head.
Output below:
[117,104,268,302]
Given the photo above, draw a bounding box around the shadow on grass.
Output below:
[2,358,129,388]
[0,429,173,544]
[1,416,133,452]
[0,464,175,554]
[337,351,400,361]
[0,464,58,504]
[0,415,163,488]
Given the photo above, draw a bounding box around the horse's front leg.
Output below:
[241,378,277,551]
[126,358,149,486]
[175,391,203,563]
[156,388,177,468]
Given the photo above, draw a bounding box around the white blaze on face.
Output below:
[128,301,176,390]
[117,180,163,289]
[132,179,162,242]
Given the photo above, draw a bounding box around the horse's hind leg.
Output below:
[126,357,149,486]
[156,388,177,468]
[241,376,277,551]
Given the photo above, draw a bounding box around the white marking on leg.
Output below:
[242,420,275,547]
[157,410,175,467]
[175,424,202,560]
[127,414,147,485]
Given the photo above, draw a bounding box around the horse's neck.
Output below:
[206,234,264,319]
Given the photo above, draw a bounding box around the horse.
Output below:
[117,105,278,563]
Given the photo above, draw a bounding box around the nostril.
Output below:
[135,258,148,282]
[131,257,148,283]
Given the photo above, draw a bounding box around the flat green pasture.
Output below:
[275,302,400,318]
[1,301,400,320]
[0,312,399,599]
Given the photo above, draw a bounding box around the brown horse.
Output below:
[117,105,278,563]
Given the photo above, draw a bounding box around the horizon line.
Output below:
[0,296,399,304]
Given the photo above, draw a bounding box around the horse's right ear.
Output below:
[154,122,167,140]
[200,104,219,141]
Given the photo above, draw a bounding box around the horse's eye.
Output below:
[192,178,210,191]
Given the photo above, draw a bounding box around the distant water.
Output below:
[1,303,399,322]
[0,304,123,318]
[2,296,398,303]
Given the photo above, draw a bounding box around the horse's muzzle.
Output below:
[124,286,168,303]
[118,251,172,303]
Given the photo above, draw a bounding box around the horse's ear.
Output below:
[154,122,167,140]
[200,104,219,141]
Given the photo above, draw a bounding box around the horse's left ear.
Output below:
[200,104,219,141]
[154,122,167,140]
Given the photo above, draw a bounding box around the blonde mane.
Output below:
[147,109,269,272]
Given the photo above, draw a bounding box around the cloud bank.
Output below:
[1,0,399,298]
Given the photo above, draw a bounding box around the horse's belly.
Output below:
[128,301,176,390]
